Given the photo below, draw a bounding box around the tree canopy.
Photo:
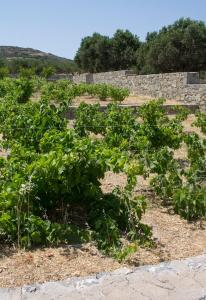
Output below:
[75,18,206,74]
[136,18,206,74]
[75,33,113,73]
[75,30,140,72]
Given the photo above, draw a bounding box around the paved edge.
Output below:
[1,254,206,299]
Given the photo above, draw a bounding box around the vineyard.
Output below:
[0,75,206,268]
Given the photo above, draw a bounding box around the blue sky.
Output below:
[1,0,206,59]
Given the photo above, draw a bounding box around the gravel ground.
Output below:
[73,95,180,106]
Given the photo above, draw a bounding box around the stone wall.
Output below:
[48,74,73,81]
[72,71,206,106]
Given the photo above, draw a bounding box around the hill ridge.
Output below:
[0,46,72,62]
[0,46,76,73]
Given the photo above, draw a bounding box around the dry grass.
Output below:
[0,244,121,288]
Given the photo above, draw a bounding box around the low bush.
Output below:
[40,81,129,103]
[0,77,33,103]
[0,66,9,79]
[0,87,150,258]
[109,86,129,102]
[0,76,206,258]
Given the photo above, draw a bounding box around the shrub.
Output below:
[2,77,206,255]
[74,102,105,136]
[19,67,35,79]
[173,186,206,220]
[110,86,129,102]
[95,84,110,100]
[14,78,34,103]
[0,66,9,79]
[193,112,206,134]
[0,77,33,103]
[41,66,55,79]
[0,88,150,257]
[0,100,67,150]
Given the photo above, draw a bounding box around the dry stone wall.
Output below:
[72,71,206,106]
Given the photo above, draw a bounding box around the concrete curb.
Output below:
[1,254,206,299]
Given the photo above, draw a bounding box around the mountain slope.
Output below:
[0,46,72,61]
[0,46,77,73]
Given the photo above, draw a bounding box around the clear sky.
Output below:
[1,0,206,59]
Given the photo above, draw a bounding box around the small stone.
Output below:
[26,286,37,293]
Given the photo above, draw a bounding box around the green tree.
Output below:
[111,30,141,70]
[75,30,140,72]
[75,33,113,72]
[136,18,206,74]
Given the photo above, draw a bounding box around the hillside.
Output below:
[0,46,77,73]
[0,46,72,62]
